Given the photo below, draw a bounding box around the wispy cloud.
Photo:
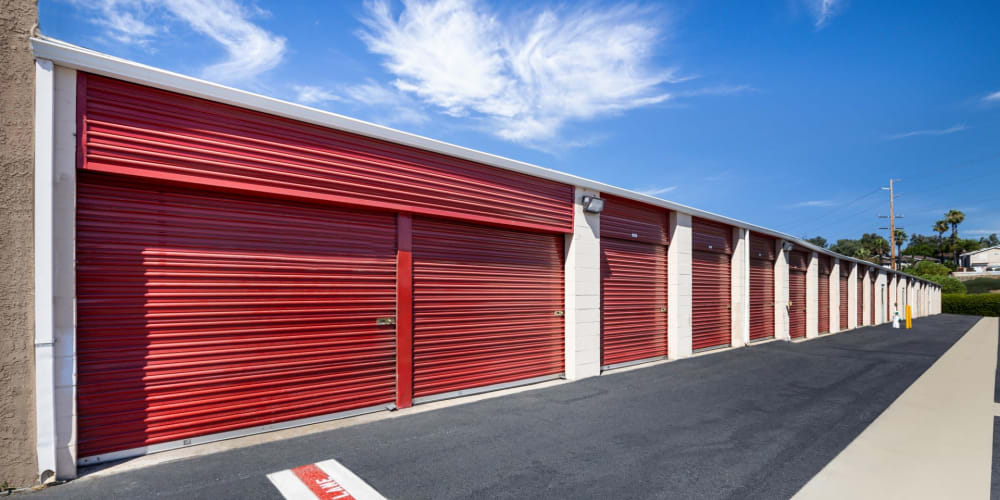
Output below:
[985,91,1000,102]
[675,85,754,98]
[293,85,343,105]
[967,229,1000,236]
[357,0,676,145]
[885,124,968,141]
[343,80,430,126]
[636,186,678,196]
[792,200,836,207]
[71,0,286,83]
[803,0,843,29]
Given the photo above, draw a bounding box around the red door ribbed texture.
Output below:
[839,274,849,330]
[817,256,830,334]
[871,272,876,324]
[76,172,397,458]
[749,234,776,341]
[599,196,669,366]
[601,239,668,366]
[691,219,733,351]
[749,259,775,341]
[78,73,573,233]
[856,270,864,326]
[788,251,809,339]
[692,251,732,350]
[411,218,564,399]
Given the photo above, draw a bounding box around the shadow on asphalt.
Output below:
[35,314,980,500]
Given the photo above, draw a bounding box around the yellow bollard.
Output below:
[905,305,912,329]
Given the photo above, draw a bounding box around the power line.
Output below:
[776,188,881,233]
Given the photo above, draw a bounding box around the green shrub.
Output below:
[910,260,952,278]
[964,277,1000,295]
[923,274,966,295]
[942,293,1000,317]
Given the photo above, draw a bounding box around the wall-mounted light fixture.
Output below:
[782,242,794,252]
[581,195,605,214]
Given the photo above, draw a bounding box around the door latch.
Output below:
[376,317,396,326]
[659,306,667,312]
[553,310,565,317]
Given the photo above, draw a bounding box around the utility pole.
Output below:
[879,179,904,270]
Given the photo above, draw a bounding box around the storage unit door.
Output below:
[411,217,564,400]
[857,273,863,325]
[818,272,830,334]
[870,274,876,324]
[692,251,732,350]
[601,238,668,366]
[76,173,398,459]
[839,275,849,330]
[748,258,775,341]
[789,270,807,338]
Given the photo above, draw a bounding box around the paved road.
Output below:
[34,314,979,500]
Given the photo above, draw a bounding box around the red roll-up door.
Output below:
[839,265,849,330]
[599,196,669,367]
[748,234,776,341]
[411,217,564,400]
[76,172,397,459]
[870,271,876,324]
[601,239,668,366]
[789,251,809,339]
[856,269,864,326]
[691,218,733,351]
[817,256,831,334]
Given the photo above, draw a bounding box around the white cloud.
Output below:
[966,229,1000,236]
[343,81,430,126]
[675,85,754,98]
[636,186,677,196]
[792,200,836,207]
[293,85,342,105]
[72,0,285,83]
[885,124,968,141]
[985,91,1000,102]
[804,0,842,29]
[357,0,675,144]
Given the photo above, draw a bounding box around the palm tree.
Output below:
[945,210,965,265]
[933,220,948,262]
[893,228,907,264]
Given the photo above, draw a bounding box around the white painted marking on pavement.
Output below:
[267,459,387,500]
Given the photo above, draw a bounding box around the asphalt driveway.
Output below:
[33,314,980,500]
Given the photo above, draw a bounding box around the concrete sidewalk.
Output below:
[795,316,999,500]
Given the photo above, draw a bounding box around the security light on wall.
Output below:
[782,242,794,252]
[581,196,605,214]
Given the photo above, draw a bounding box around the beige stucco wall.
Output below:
[0,0,38,487]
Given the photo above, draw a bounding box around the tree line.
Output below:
[803,209,998,269]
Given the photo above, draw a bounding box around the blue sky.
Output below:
[40,0,1000,245]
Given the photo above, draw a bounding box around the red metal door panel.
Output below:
[749,258,775,341]
[856,270,864,326]
[75,172,397,459]
[789,270,807,338]
[839,275,849,329]
[692,251,732,350]
[411,218,564,399]
[601,238,668,366]
[870,272,876,324]
[817,256,830,334]
[78,73,573,233]
[600,195,669,245]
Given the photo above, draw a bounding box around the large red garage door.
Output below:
[748,234,776,341]
[789,251,809,339]
[600,196,669,367]
[839,264,850,330]
[817,256,831,334]
[692,219,733,351]
[76,173,398,459]
[870,270,876,324]
[856,267,864,326]
[411,218,564,401]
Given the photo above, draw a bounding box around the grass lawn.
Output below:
[964,277,1000,294]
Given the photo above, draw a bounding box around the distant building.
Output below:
[959,246,1000,271]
